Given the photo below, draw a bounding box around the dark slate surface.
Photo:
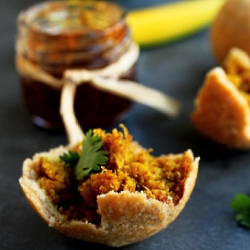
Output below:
[1,0,250,249]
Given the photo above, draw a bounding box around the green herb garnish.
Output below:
[60,129,108,180]
[230,193,250,229]
[60,151,80,169]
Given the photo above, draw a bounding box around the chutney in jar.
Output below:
[16,0,138,131]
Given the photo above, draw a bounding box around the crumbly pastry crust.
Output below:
[19,144,199,247]
[192,48,250,149]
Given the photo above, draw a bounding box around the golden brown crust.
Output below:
[19,144,199,247]
[210,0,250,62]
[192,64,250,149]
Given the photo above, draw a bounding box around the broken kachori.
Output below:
[192,47,250,149]
[19,67,199,247]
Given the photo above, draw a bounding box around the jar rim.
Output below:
[18,0,127,37]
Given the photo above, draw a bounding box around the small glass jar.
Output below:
[16,0,137,131]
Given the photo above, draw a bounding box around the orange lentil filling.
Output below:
[36,125,192,224]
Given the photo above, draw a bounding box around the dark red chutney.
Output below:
[20,66,136,131]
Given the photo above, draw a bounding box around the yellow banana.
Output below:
[127,0,225,48]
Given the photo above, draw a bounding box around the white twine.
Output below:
[16,42,180,144]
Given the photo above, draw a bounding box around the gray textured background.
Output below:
[1,0,250,249]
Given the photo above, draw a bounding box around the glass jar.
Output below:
[16,0,138,131]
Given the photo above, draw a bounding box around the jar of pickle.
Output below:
[16,0,139,131]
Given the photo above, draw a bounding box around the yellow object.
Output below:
[127,0,225,48]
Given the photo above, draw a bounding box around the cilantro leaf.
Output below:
[230,193,250,229]
[60,151,80,169]
[59,130,108,180]
[74,130,108,180]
